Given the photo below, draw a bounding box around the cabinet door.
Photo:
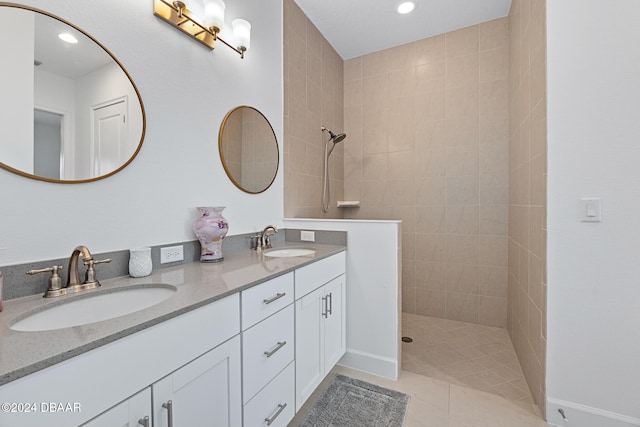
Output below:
[80,387,151,427]
[153,336,242,427]
[324,274,346,371]
[295,286,325,411]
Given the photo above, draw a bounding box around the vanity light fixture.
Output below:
[397,1,416,14]
[153,0,251,58]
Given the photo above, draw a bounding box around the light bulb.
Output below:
[204,0,225,32]
[58,33,78,44]
[232,18,251,51]
[397,1,415,14]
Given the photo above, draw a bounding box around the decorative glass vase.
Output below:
[129,247,152,277]
[193,207,229,262]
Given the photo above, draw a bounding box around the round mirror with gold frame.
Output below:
[0,3,146,184]
[219,106,279,194]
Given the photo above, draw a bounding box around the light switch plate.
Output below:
[580,198,602,222]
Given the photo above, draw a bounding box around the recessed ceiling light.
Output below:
[58,33,78,44]
[397,1,415,14]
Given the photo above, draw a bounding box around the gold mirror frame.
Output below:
[219,106,279,194]
[0,3,146,184]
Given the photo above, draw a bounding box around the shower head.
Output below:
[321,126,347,144]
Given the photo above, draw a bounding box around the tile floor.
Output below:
[289,313,549,426]
[402,313,536,408]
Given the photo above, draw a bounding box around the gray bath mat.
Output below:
[301,374,410,427]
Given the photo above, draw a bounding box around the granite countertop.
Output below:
[0,242,345,386]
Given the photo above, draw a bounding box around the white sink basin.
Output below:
[11,285,177,332]
[263,247,316,258]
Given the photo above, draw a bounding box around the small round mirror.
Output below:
[0,4,145,183]
[219,106,278,194]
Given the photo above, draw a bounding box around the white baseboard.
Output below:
[338,348,399,380]
[547,398,640,427]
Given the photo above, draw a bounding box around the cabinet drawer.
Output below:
[243,362,295,427]
[295,252,346,299]
[242,305,294,403]
[242,273,294,330]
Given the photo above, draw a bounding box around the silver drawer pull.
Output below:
[263,292,286,305]
[138,416,150,427]
[265,403,287,426]
[264,341,287,358]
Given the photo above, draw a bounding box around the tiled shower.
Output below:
[283,0,547,415]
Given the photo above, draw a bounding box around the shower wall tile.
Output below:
[342,17,509,329]
[284,0,344,218]
[508,0,547,416]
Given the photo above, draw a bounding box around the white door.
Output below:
[324,275,346,370]
[295,286,325,411]
[80,387,151,427]
[153,336,242,427]
[92,98,127,176]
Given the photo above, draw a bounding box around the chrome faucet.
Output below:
[261,225,279,249]
[253,225,279,252]
[27,245,112,298]
[67,245,93,288]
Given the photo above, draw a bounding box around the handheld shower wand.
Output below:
[321,126,347,212]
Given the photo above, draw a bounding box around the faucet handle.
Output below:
[26,265,65,298]
[82,258,111,288]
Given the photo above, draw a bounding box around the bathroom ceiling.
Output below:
[293,0,512,60]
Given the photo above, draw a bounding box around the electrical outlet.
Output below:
[160,245,184,264]
[300,230,315,242]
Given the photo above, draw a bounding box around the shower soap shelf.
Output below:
[337,201,360,208]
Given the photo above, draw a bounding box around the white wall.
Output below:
[0,0,283,265]
[0,8,34,173]
[546,1,640,425]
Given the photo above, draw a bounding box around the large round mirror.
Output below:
[219,106,278,194]
[0,3,145,183]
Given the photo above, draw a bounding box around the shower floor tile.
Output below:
[402,313,536,409]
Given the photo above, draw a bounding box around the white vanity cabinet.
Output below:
[152,336,242,427]
[294,253,346,410]
[83,337,242,427]
[241,273,296,427]
[81,387,151,427]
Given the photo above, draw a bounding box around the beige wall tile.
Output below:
[447,176,480,205]
[446,263,479,294]
[446,292,479,323]
[479,205,508,236]
[447,205,480,235]
[362,49,388,77]
[480,47,509,83]
[447,145,480,177]
[415,147,447,178]
[417,289,447,318]
[446,25,479,58]
[416,177,447,205]
[416,261,447,290]
[447,235,479,265]
[479,17,509,51]
[415,34,446,64]
[416,233,447,262]
[447,54,480,90]
[479,296,508,327]
[479,266,508,298]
